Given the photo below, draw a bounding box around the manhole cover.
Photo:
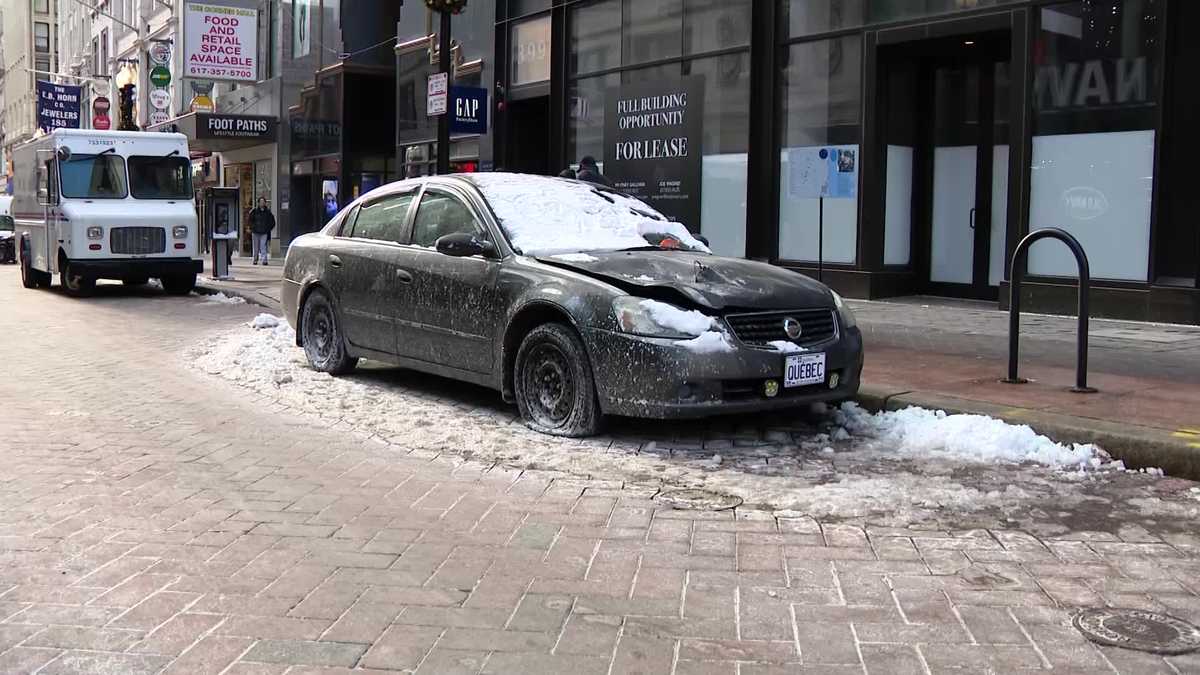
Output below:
[655,489,742,511]
[1074,608,1200,655]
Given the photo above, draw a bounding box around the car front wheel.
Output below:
[514,323,601,437]
[301,289,358,375]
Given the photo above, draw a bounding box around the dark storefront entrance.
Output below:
[878,31,1012,300]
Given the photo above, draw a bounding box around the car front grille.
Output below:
[724,308,837,347]
[110,227,166,255]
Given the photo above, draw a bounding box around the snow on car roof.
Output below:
[465,172,709,256]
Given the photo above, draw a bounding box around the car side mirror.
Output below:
[435,232,495,258]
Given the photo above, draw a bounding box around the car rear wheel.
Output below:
[514,323,601,437]
[59,259,95,297]
[301,289,358,375]
[161,273,196,296]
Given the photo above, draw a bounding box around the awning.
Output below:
[146,112,278,153]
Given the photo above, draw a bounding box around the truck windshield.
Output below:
[128,156,192,199]
[60,154,128,199]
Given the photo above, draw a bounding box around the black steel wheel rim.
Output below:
[522,342,575,427]
[307,304,334,362]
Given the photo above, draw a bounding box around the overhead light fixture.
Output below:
[964,40,976,45]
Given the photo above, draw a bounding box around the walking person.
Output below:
[576,156,613,188]
[249,197,276,265]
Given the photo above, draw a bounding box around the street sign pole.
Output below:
[436,11,452,175]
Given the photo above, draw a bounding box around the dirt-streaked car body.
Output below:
[282,173,862,436]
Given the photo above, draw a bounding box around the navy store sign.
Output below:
[449,86,487,135]
[36,81,82,131]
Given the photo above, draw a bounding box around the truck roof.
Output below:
[48,128,189,143]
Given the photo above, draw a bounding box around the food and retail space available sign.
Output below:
[184,1,258,82]
[449,86,487,134]
[36,81,82,131]
[603,76,704,231]
[196,113,277,140]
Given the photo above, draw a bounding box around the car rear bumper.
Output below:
[68,257,202,279]
[0,238,14,262]
[583,325,864,419]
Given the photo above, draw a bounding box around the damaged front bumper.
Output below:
[583,325,863,419]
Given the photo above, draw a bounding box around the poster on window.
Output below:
[787,146,858,200]
[183,1,258,82]
[292,0,312,58]
[603,76,705,231]
[36,81,82,132]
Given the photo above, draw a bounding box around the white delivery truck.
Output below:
[12,129,201,295]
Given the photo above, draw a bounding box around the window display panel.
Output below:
[1027,0,1162,282]
[777,35,862,264]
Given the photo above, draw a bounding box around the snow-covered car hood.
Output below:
[537,250,835,312]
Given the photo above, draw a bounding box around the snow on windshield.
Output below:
[468,173,710,256]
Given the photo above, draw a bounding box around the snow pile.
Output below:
[836,402,1106,470]
[469,173,709,256]
[632,274,655,282]
[202,292,246,305]
[641,299,715,335]
[768,340,806,353]
[249,314,282,329]
[551,253,599,263]
[676,331,735,354]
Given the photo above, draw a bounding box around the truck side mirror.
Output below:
[37,187,51,206]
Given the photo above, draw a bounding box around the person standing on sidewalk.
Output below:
[576,156,613,188]
[249,197,276,265]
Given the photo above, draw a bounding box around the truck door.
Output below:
[36,150,60,272]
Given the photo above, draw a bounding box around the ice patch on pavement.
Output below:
[249,314,282,329]
[835,402,1107,470]
[201,292,246,305]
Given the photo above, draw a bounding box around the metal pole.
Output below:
[1005,248,1024,383]
[436,11,452,175]
[817,196,824,283]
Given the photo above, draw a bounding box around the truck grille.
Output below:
[724,308,837,347]
[110,227,165,255]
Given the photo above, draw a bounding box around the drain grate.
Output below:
[1074,608,1200,655]
[655,488,742,511]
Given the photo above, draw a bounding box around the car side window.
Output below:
[411,191,483,248]
[349,193,414,243]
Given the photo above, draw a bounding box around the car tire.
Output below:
[59,259,95,297]
[300,289,358,375]
[161,273,196,296]
[514,323,601,437]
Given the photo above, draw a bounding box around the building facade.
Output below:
[387,0,1199,324]
[1,0,60,172]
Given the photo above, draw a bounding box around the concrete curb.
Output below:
[194,281,282,313]
[856,384,1200,480]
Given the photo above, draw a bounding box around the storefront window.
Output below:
[777,35,862,264]
[686,0,752,56]
[571,0,620,75]
[623,0,683,65]
[1027,0,1162,282]
[785,0,1020,37]
[512,16,552,86]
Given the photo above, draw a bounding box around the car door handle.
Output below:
[328,254,342,268]
[395,269,413,284]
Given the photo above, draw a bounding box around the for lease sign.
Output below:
[184,2,258,82]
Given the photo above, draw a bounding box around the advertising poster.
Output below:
[322,179,339,221]
[36,81,82,132]
[603,76,705,231]
[184,2,258,82]
[788,146,858,200]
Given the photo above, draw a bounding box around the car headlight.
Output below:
[173,226,189,239]
[86,226,103,240]
[831,290,857,328]
[612,296,715,339]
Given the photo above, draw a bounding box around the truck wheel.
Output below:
[514,323,601,437]
[20,247,36,289]
[301,289,358,375]
[161,273,196,296]
[60,260,95,297]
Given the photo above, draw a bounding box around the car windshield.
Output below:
[0,216,13,231]
[60,153,128,199]
[128,156,192,199]
[468,173,710,256]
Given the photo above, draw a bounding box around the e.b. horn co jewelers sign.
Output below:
[36,81,82,131]
[183,1,258,82]
[603,76,704,231]
[196,113,276,140]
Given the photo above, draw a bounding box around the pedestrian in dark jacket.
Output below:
[558,168,577,179]
[249,197,276,265]
[576,156,613,188]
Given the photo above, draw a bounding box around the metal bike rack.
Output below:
[1003,227,1097,393]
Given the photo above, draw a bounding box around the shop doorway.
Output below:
[504,95,551,175]
[880,32,1011,300]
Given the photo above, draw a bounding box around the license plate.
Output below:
[784,353,826,388]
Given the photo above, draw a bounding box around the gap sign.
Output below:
[449,86,487,135]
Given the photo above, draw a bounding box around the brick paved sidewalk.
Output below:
[5,265,1200,673]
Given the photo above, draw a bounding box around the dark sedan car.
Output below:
[282,173,863,436]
